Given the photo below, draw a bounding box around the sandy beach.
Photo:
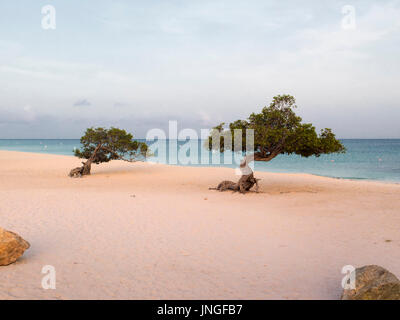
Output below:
[0,150,399,300]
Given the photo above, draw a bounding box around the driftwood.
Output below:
[210,155,260,193]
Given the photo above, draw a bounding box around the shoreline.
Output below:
[0,149,399,186]
[1,150,400,299]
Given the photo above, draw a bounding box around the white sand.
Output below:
[0,150,399,300]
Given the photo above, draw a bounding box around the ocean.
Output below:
[0,139,399,183]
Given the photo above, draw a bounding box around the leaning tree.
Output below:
[207,95,346,193]
[69,127,149,177]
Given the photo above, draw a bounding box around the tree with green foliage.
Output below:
[207,95,345,193]
[69,127,149,177]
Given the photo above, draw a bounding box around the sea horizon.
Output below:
[1,138,399,183]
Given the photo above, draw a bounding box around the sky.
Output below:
[0,0,399,139]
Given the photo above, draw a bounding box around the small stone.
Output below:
[0,228,30,266]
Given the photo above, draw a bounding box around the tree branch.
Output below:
[100,146,143,163]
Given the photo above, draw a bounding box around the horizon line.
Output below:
[1,138,400,140]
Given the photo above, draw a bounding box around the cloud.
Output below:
[0,1,399,138]
[197,110,214,126]
[113,102,130,108]
[22,105,36,122]
[73,99,92,107]
[0,105,37,125]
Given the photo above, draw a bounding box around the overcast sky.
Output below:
[0,0,399,138]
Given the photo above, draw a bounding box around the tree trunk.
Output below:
[69,144,101,178]
[237,172,259,193]
[81,159,92,175]
[68,159,92,177]
[237,154,259,192]
[210,154,260,193]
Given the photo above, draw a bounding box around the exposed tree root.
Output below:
[69,166,83,178]
[69,160,93,178]
[209,154,261,194]
[210,173,260,194]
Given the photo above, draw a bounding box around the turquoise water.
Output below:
[0,139,399,183]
